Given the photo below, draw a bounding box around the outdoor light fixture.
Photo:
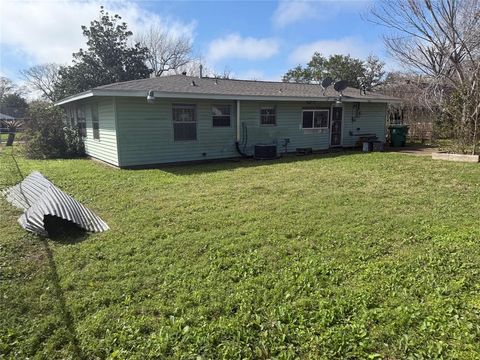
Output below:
[147,90,155,104]
[335,97,342,105]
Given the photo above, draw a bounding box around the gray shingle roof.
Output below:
[93,74,397,102]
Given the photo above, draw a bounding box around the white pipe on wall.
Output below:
[236,100,241,141]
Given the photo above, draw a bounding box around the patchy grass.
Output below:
[0,132,25,143]
[1,148,480,359]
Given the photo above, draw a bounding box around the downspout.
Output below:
[234,99,251,158]
[113,96,122,167]
[236,100,241,141]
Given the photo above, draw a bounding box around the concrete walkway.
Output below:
[385,145,438,156]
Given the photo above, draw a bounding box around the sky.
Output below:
[0,0,394,86]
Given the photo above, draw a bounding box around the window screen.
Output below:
[91,103,100,140]
[314,111,329,128]
[302,110,329,129]
[67,107,75,127]
[76,105,86,138]
[173,104,196,141]
[302,111,313,128]
[260,107,276,125]
[212,105,231,127]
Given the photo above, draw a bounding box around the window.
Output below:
[67,107,75,127]
[212,105,231,127]
[302,109,329,129]
[173,104,196,141]
[260,106,276,125]
[76,105,87,137]
[91,103,100,140]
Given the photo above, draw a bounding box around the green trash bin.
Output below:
[389,125,409,147]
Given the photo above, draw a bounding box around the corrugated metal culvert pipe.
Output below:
[2,171,109,236]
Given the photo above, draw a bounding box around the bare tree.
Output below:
[21,63,61,102]
[176,58,207,77]
[212,66,232,79]
[380,72,442,142]
[136,25,193,77]
[174,58,229,79]
[369,0,480,153]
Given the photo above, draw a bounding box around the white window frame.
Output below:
[260,106,276,126]
[211,104,231,127]
[301,109,329,130]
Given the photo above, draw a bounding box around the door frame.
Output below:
[329,103,344,147]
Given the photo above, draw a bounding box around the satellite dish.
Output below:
[321,77,333,89]
[334,80,348,93]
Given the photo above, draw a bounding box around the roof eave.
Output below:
[55,89,401,105]
[55,90,94,106]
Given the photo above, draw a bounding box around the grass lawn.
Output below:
[0,132,25,143]
[1,147,480,359]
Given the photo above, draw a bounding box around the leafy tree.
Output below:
[56,6,151,99]
[283,53,386,90]
[282,65,311,83]
[24,101,84,159]
[0,94,28,118]
[362,55,386,91]
[0,77,28,118]
[0,77,15,99]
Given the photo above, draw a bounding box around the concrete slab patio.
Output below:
[385,144,438,156]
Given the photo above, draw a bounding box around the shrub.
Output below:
[24,101,84,159]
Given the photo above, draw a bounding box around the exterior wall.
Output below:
[342,102,387,147]
[115,98,238,167]
[239,101,332,154]
[64,97,119,166]
[61,95,388,167]
[115,98,338,167]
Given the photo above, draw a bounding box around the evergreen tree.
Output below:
[56,7,151,98]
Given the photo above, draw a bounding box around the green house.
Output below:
[56,75,399,168]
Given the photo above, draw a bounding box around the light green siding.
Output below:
[342,102,387,147]
[64,97,119,166]
[239,101,332,154]
[65,96,388,167]
[115,98,237,166]
[115,98,339,167]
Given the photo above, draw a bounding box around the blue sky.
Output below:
[0,0,392,85]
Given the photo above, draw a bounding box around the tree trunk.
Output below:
[473,111,479,155]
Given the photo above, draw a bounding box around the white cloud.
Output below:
[272,0,372,28]
[272,0,314,28]
[289,37,380,64]
[0,0,196,67]
[206,34,280,64]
